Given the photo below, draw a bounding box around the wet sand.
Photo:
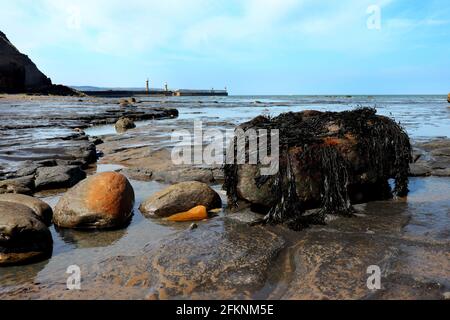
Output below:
[0,94,449,300]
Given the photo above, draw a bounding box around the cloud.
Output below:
[1,0,448,58]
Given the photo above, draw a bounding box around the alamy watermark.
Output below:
[66,265,81,290]
[171,121,279,176]
[367,265,381,290]
[367,4,381,30]
[67,6,82,30]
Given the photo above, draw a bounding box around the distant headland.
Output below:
[0,30,228,97]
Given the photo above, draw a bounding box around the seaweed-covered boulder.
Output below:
[224,108,412,229]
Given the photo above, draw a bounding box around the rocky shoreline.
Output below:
[0,96,178,193]
[0,96,449,300]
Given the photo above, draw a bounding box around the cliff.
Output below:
[0,31,81,95]
[0,31,52,93]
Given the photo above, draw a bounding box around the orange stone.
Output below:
[85,172,134,218]
[167,205,208,222]
[323,137,342,146]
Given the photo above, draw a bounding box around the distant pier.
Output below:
[83,89,228,98]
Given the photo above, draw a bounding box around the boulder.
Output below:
[0,201,53,266]
[139,181,222,218]
[224,108,412,229]
[15,163,41,177]
[120,167,153,181]
[119,99,134,107]
[151,167,215,184]
[409,163,431,177]
[0,175,34,195]
[35,165,86,190]
[54,172,135,229]
[115,117,136,132]
[0,194,52,226]
[448,93,450,103]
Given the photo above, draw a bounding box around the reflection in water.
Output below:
[0,259,50,288]
[0,177,179,289]
[55,226,128,249]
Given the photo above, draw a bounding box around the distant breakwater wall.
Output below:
[84,90,229,98]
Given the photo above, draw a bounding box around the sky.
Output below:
[1,0,449,94]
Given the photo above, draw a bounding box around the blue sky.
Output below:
[1,0,449,94]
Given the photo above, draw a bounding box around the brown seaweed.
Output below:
[224,107,412,230]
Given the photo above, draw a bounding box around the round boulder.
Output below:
[115,117,136,132]
[0,194,53,226]
[0,201,53,266]
[139,181,222,218]
[54,172,135,229]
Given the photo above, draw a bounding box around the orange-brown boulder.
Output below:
[54,172,135,229]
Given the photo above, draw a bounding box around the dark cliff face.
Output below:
[0,31,52,93]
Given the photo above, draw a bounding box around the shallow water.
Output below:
[2,95,449,175]
[84,95,450,139]
[0,175,448,298]
[0,94,449,298]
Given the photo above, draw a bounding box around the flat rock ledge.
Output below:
[410,138,450,177]
[0,219,285,299]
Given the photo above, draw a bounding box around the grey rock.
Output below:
[225,208,265,224]
[430,147,450,157]
[120,167,153,181]
[409,163,431,177]
[115,117,136,132]
[0,194,53,226]
[35,165,86,190]
[90,137,104,145]
[0,175,34,195]
[0,201,53,266]
[34,159,57,167]
[152,167,215,184]
[431,168,450,176]
[139,181,222,217]
[15,164,41,177]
